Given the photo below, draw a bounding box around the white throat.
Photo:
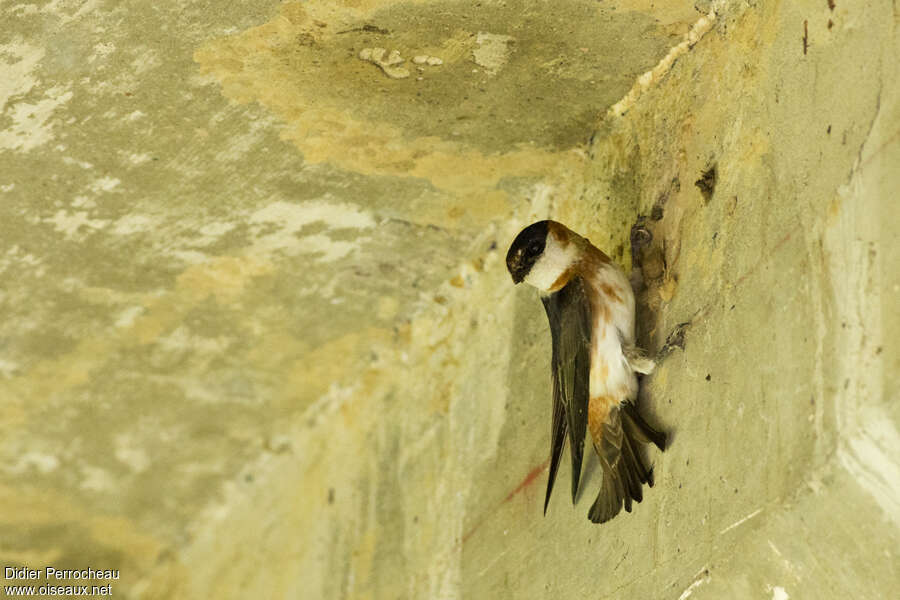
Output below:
[524,236,580,292]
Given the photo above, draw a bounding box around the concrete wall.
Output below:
[1,1,897,598]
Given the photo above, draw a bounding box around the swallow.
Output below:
[506,220,666,523]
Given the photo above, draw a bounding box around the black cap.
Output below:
[506,221,550,284]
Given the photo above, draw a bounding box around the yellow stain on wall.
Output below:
[194,1,585,225]
[175,255,274,303]
[0,483,164,579]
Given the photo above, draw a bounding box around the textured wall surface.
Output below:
[1,1,897,598]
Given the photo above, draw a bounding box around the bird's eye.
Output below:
[527,241,542,256]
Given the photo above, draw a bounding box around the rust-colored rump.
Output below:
[588,395,615,444]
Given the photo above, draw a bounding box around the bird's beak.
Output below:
[506,256,525,284]
[506,246,527,284]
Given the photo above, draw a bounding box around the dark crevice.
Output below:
[695,164,717,202]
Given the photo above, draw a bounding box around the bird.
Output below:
[506,220,666,523]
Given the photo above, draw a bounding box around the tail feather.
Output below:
[590,467,621,523]
[622,402,667,451]
[588,405,663,524]
[621,434,645,507]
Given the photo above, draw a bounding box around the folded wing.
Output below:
[541,275,593,513]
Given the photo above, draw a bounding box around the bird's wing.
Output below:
[541,275,593,512]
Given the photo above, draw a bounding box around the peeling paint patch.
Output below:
[124,151,153,165]
[0,37,69,149]
[0,39,44,107]
[250,200,375,230]
[80,465,116,492]
[111,214,159,235]
[248,199,374,260]
[130,47,162,74]
[473,32,514,75]
[157,325,232,357]
[45,210,109,238]
[8,452,60,474]
[62,156,94,169]
[7,4,39,17]
[89,176,121,193]
[0,358,21,378]
[168,249,211,265]
[35,0,104,26]
[770,585,789,600]
[91,41,116,61]
[293,233,361,262]
[114,435,150,473]
[114,306,145,329]
[0,245,44,276]
[0,85,73,152]
[195,221,237,244]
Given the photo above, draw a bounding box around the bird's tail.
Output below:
[622,402,667,452]
[588,403,666,524]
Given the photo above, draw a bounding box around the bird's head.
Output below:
[506,220,580,291]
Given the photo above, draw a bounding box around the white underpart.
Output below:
[522,234,579,291]
[525,232,641,401]
[587,262,638,401]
